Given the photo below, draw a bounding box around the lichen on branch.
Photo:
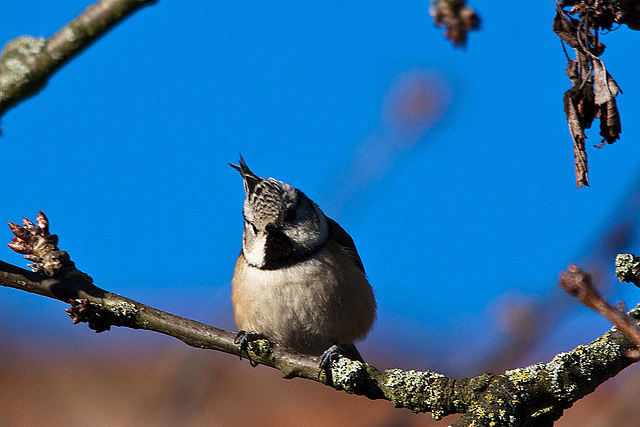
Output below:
[4,213,640,424]
[0,0,158,131]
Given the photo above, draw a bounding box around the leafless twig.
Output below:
[559,263,640,359]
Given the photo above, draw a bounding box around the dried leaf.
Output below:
[556,1,628,187]
[592,58,621,106]
[566,59,580,86]
[564,91,589,188]
[578,81,596,129]
[553,10,580,48]
[599,98,622,144]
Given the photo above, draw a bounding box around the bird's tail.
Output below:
[340,343,364,362]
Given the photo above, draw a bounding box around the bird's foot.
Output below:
[234,330,266,367]
[318,344,345,379]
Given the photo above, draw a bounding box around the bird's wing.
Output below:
[326,217,365,273]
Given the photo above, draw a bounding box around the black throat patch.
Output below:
[257,229,320,270]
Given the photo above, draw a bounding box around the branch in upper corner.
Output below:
[559,263,640,359]
[0,0,158,132]
[429,0,480,47]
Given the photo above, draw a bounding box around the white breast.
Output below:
[231,242,376,355]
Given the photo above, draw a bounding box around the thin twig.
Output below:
[0,259,325,380]
[559,263,640,359]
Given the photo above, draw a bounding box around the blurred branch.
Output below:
[485,174,640,373]
[0,0,157,131]
[559,263,640,359]
[325,70,449,218]
[429,0,479,46]
[3,215,640,424]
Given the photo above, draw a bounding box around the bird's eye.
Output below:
[284,209,297,222]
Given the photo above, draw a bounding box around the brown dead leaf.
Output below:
[555,1,626,187]
[592,58,621,106]
[553,10,581,48]
[564,90,589,188]
[599,98,622,144]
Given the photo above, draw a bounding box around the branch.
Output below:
[429,0,480,46]
[4,214,640,425]
[559,262,640,360]
[0,0,157,130]
[616,253,640,287]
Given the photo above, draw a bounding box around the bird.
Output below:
[230,157,376,366]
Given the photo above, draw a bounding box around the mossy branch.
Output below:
[4,215,640,425]
[0,0,157,129]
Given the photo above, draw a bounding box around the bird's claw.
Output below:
[318,344,342,378]
[234,330,265,367]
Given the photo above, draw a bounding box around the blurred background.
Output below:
[1,1,640,425]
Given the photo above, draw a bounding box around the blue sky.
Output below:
[1,1,640,374]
